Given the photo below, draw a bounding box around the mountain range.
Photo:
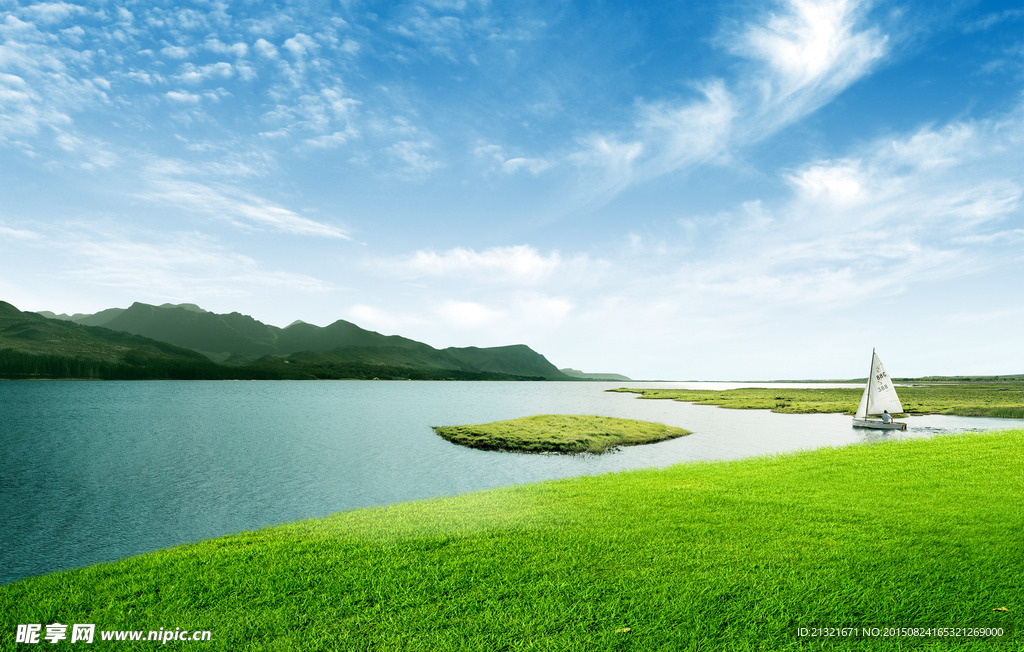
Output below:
[3,301,626,381]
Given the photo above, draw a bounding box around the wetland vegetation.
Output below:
[432,414,691,454]
[612,381,1024,418]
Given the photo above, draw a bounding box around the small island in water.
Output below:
[433,414,691,454]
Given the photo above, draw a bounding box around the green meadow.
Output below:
[612,382,1024,418]
[2,428,1021,650]
[433,414,691,454]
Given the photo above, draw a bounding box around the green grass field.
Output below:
[2,428,1021,650]
[433,414,691,454]
[612,382,1024,418]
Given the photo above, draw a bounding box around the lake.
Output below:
[1,380,1020,585]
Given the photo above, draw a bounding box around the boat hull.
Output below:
[852,418,906,431]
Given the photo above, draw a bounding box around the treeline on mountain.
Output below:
[0,348,258,380]
[0,348,543,381]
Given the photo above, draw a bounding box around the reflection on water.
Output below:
[1,380,1020,585]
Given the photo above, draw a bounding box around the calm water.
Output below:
[2,380,1020,585]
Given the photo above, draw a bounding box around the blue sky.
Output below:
[1,0,1021,380]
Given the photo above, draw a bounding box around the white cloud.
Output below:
[0,222,44,240]
[391,7,466,62]
[124,70,165,85]
[474,143,551,176]
[51,131,117,169]
[253,38,278,59]
[787,161,866,206]
[568,135,644,201]
[343,245,589,349]
[304,130,357,149]
[175,62,234,84]
[387,140,441,177]
[888,123,979,170]
[264,87,360,144]
[165,90,201,104]
[161,45,190,59]
[434,300,504,329]
[19,2,87,24]
[140,163,350,239]
[283,33,317,59]
[515,293,573,324]
[570,80,735,202]
[404,245,568,284]
[204,38,248,58]
[634,79,736,180]
[792,110,1021,237]
[347,304,425,334]
[0,17,110,141]
[501,157,551,175]
[737,0,886,103]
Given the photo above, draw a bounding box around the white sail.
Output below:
[861,349,904,416]
[854,383,870,419]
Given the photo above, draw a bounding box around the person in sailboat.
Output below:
[882,410,891,424]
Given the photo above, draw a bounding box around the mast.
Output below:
[866,347,876,413]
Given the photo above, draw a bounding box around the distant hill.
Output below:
[894,375,1024,383]
[13,301,572,381]
[559,368,632,381]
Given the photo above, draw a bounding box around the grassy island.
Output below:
[1,429,1020,650]
[433,414,691,454]
[611,382,1024,418]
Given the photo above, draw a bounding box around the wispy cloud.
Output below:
[0,14,109,143]
[566,0,888,203]
[733,0,888,132]
[474,143,552,176]
[0,222,44,241]
[387,0,509,63]
[639,80,737,168]
[262,87,360,146]
[140,162,350,239]
[386,139,442,178]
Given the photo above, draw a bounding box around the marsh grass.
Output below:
[432,414,691,454]
[2,429,1021,650]
[612,382,1024,418]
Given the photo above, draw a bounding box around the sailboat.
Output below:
[852,349,907,430]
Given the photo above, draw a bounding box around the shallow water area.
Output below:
[2,379,1021,585]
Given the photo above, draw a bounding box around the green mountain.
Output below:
[0,301,250,380]
[89,302,281,359]
[11,301,572,381]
